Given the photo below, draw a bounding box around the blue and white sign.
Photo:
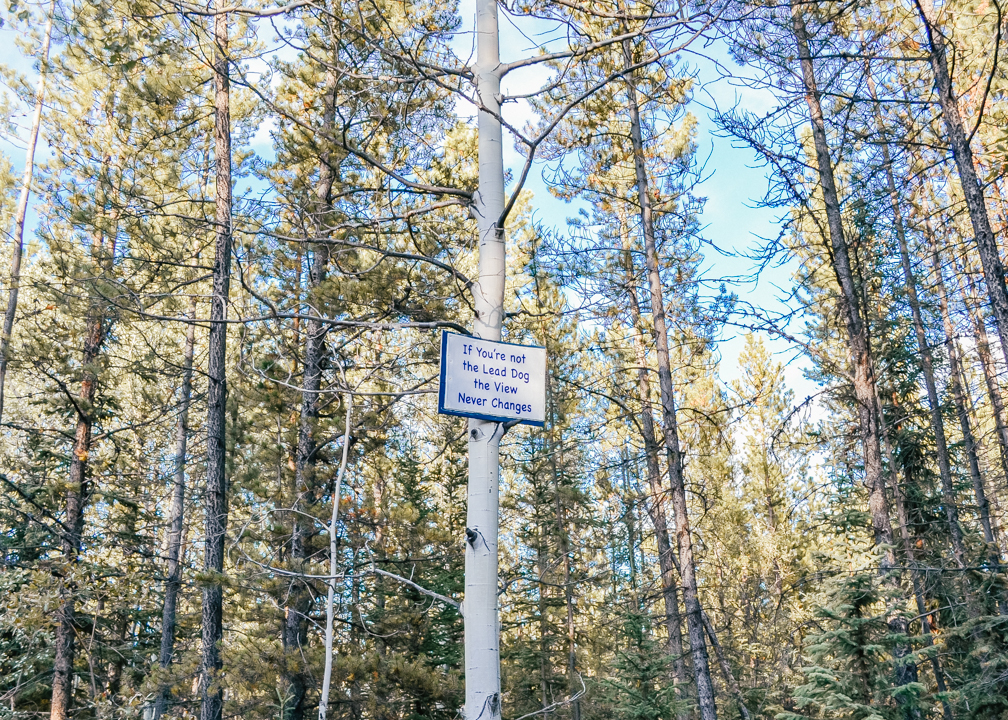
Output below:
[438,331,547,426]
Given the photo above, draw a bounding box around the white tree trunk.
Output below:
[0,0,55,424]
[466,0,505,715]
[318,392,353,720]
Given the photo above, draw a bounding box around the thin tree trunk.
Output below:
[528,239,579,717]
[875,396,954,720]
[657,516,751,720]
[699,609,751,720]
[318,392,352,720]
[537,518,549,710]
[0,0,56,424]
[553,440,581,720]
[531,394,549,708]
[621,37,717,720]
[620,214,691,717]
[959,261,1008,491]
[106,614,129,701]
[913,0,1008,371]
[881,140,966,567]
[284,67,337,720]
[791,7,922,706]
[790,4,894,559]
[555,472,580,720]
[620,448,640,602]
[51,224,115,720]
[200,4,232,720]
[154,294,198,720]
[536,289,581,720]
[50,322,102,720]
[926,231,1006,603]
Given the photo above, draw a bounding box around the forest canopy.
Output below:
[1,0,1007,719]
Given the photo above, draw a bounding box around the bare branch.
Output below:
[366,566,461,612]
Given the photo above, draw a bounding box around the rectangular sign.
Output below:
[438,331,546,427]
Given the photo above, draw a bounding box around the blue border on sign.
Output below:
[437,330,546,428]
[437,330,449,415]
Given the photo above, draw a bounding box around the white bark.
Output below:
[466,0,505,716]
[319,390,353,720]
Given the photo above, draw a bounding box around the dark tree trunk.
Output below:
[790,4,894,557]
[154,294,198,720]
[51,232,113,720]
[283,68,336,720]
[914,0,1008,370]
[621,39,717,720]
[882,140,966,567]
[620,216,691,718]
[200,5,231,720]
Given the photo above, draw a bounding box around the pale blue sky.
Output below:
[0,6,819,410]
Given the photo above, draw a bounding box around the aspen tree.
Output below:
[464,0,506,713]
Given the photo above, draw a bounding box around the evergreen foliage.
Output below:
[0,0,1007,718]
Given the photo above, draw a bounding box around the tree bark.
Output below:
[959,261,1008,493]
[50,224,115,720]
[790,2,894,560]
[875,399,954,720]
[0,0,56,424]
[913,0,1008,371]
[621,36,717,720]
[881,139,966,567]
[620,215,691,718]
[154,294,198,720]
[200,5,232,720]
[925,228,1006,599]
[284,67,337,720]
[465,0,506,715]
